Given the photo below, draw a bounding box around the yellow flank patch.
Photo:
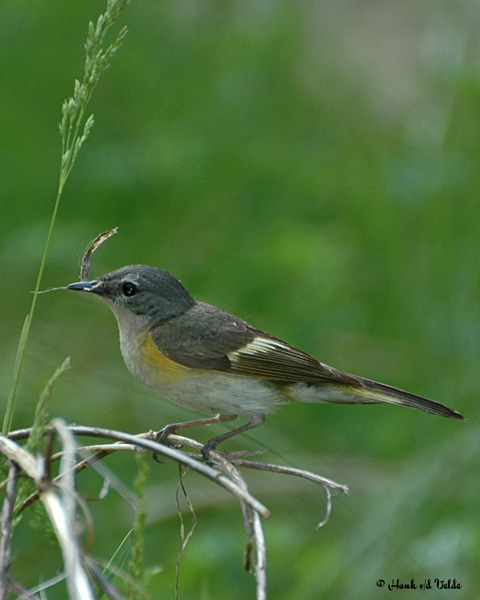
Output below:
[141,333,189,381]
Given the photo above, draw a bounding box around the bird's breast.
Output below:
[118,330,283,417]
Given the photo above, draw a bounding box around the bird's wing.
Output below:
[150,302,358,385]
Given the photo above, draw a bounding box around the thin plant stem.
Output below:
[3,188,63,436]
[3,0,129,436]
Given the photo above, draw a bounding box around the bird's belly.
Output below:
[120,330,283,417]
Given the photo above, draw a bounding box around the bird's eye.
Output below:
[121,282,138,297]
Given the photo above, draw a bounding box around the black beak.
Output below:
[67,280,103,293]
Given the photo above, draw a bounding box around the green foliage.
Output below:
[59,0,128,191]
[127,452,150,598]
[8,359,72,537]
[26,357,71,455]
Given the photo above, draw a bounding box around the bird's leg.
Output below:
[156,413,238,446]
[202,414,266,461]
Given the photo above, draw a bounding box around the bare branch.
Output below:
[2,576,43,600]
[175,465,197,600]
[0,461,18,600]
[42,420,96,600]
[252,510,267,600]
[208,450,268,600]
[231,458,349,495]
[0,429,95,599]
[7,426,270,518]
[3,422,349,599]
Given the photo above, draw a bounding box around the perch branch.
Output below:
[5,426,270,519]
[3,422,349,600]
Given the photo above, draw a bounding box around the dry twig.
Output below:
[0,425,95,600]
[80,227,118,281]
[0,462,19,600]
[2,422,348,599]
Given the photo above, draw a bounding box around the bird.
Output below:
[67,265,465,455]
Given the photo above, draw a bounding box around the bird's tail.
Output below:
[354,378,465,420]
[293,377,465,420]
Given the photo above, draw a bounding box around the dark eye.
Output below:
[121,281,138,297]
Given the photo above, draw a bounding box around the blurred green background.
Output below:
[2,1,479,598]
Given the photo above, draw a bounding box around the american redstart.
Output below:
[68,265,464,454]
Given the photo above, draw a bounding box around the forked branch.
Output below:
[1,421,348,599]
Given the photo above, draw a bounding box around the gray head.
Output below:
[67,265,195,322]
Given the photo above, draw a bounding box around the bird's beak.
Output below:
[67,280,104,294]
